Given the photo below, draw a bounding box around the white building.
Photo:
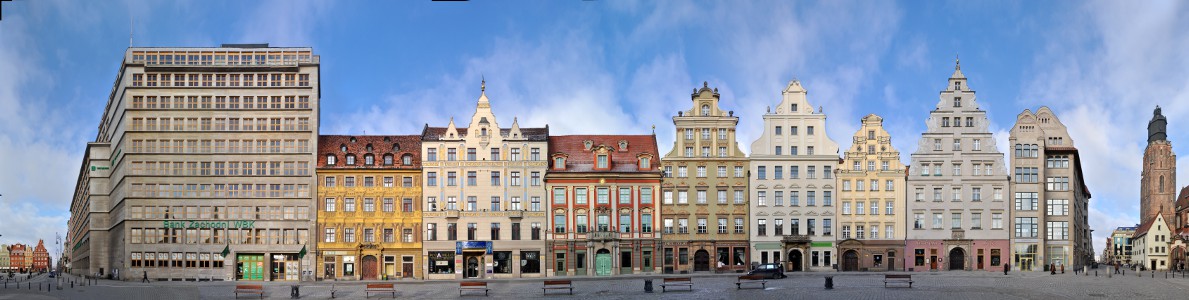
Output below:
[1132,214,1172,271]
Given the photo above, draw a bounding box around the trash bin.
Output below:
[824,276,833,289]
[644,279,654,293]
[291,285,300,299]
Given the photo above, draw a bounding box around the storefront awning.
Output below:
[753,243,782,250]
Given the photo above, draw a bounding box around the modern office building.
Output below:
[1109,226,1137,265]
[660,82,751,274]
[545,135,662,276]
[420,81,549,280]
[836,114,907,272]
[1008,107,1093,271]
[316,135,423,280]
[748,80,840,272]
[905,61,1010,272]
[67,44,321,281]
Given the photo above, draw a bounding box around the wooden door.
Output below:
[362,255,378,280]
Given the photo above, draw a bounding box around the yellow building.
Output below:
[836,114,907,271]
[317,135,423,280]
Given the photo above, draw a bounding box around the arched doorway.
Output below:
[595,249,612,276]
[362,255,378,280]
[788,250,803,272]
[842,250,859,271]
[465,256,480,278]
[948,248,965,271]
[694,250,711,271]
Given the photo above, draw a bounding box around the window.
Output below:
[933,139,942,151]
[953,97,962,107]
[678,166,688,178]
[1047,199,1069,216]
[718,128,727,139]
[597,188,609,204]
[757,219,766,236]
[678,190,688,204]
[678,219,688,234]
[619,188,631,204]
[951,213,962,229]
[807,126,815,135]
[735,166,744,177]
[775,126,782,135]
[576,188,588,204]
[1015,192,1038,211]
[1015,217,1038,237]
[1046,177,1070,191]
[467,171,477,186]
[718,218,727,234]
[735,190,744,204]
[932,213,943,229]
[735,218,745,234]
[972,187,981,201]
[325,198,336,212]
[757,166,766,180]
[914,214,924,229]
[971,213,982,229]
[952,188,961,202]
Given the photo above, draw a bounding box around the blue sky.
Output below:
[2,0,1187,256]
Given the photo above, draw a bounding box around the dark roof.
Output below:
[1046,146,1091,198]
[318,135,421,169]
[1177,186,1189,212]
[1133,216,1167,238]
[421,125,549,142]
[547,135,661,174]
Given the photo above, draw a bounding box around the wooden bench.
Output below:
[366,283,397,298]
[883,274,913,288]
[233,284,263,299]
[542,280,573,295]
[660,277,693,292]
[459,281,490,296]
[736,275,768,289]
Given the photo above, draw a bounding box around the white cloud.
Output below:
[237,0,334,47]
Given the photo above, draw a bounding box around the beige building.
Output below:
[1,244,9,271]
[68,44,321,281]
[661,82,750,274]
[420,81,549,280]
[836,114,907,271]
[748,80,840,272]
[1008,107,1093,271]
[1133,214,1172,270]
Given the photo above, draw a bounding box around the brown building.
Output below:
[660,82,750,273]
[33,240,50,272]
[1173,186,1189,270]
[1141,106,1176,226]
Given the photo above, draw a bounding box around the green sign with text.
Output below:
[162,220,255,229]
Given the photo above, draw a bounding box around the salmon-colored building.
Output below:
[9,244,28,273]
[33,239,51,272]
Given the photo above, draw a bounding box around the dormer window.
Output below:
[638,157,650,170]
[701,105,710,116]
[383,154,394,165]
[792,104,798,112]
[954,81,961,90]
[364,154,375,165]
[350,137,356,143]
[392,143,400,152]
[402,154,413,165]
[340,144,347,152]
[366,144,373,152]
[596,154,609,169]
[953,97,962,108]
[554,157,566,170]
[326,155,336,165]
[346,154,356,165]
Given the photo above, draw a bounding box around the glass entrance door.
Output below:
[237,254,265,281]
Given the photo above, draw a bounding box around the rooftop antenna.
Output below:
[129,14,134,47]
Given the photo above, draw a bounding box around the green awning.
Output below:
[753,243,783,250]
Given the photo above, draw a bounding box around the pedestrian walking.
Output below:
[141,271,148,283]
[1004,263,1010,275]
[1050,263,1056,275]
[1115,262,1120,274]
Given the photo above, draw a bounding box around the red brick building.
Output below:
[9,244,27,273]
[33,239,50,272]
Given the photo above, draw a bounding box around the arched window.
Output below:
[1160,175,1165,193]
[326,155,336,165]
[346,154,356,165]
[364,154,375,165]
[392,143,400,152]
[701,105,710,116]
[340,144,347,152]
[383,154,394,165]
[402,154,413,166]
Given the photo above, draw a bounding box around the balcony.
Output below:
[782,235,811,244]
[507,210,523,219]
[444,210,460,219]
[589,231,619,242]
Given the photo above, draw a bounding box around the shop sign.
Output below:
[162,220,255,229]
[455,241,493,254]
[810,241,833,248]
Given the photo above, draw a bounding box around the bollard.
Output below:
[644,279,653,293]
[71,281,73,288]
[824,276,834,289]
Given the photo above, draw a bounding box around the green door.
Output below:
[595,253,612,276]
[237,254,265,281]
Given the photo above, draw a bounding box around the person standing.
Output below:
[141,271,149,283]
[1003,263,1010,275]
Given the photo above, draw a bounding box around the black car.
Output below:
[747,263,786,279]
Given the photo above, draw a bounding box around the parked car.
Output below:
[747,263,786,279]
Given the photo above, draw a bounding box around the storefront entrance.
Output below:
[362,255,378,280]
[237,254,265,281]
[842,250,859,271]
[595,249,612,276]
[271,254,299,281]
[694,250,710,271]
[402,256,414,278]
[949,248,965,271]
[788,250,803,271]
[464,254,483,278]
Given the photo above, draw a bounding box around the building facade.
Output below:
[545,135,662,276]
[1141,107,1176,225]
[1109,226,1137,265]
[316,135,423,280]
[420,82,549,280]
[1132,214,1172,271]
[67,45,321,281]
[905,62,1010,272]
[9,244,27,273]
[748,80,839,272]
[0,244,9,272]
[33,240,50,272]
[1173,187,1189,270]
[836,114,906,272]
[660,82,750,274]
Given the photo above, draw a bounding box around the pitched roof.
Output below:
[421,126,549,141]
[1133,215,1167,238]
[318,135,421,169]
[547,135,661,174]
[1177,186,1189,212]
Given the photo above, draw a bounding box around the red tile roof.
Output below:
[318,135,421,169]
[1177,186,1189,212]
[1133,218,1156,238]
[547,135,661,174]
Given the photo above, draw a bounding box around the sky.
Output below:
[1,0,1187,257]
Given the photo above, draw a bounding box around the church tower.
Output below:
[1141,106,1176,225]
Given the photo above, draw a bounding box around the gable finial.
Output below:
[481,75,486,92]
[955,54,961,71]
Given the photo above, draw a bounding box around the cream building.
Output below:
[748,80,839,272]
[836,114,907,272]
[420,81,549,280]
[661,82,750,274]
[1132,214,1172,270]
[1,244,9,271]
[68,44,320,281]
[1008,107,1093,271]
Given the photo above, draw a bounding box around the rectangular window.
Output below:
[1015,217,1038,238]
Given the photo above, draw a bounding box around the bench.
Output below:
[542,280,573,295]
[883,274,913,288]
[233,284,263,299]
[660,277,693,292]
[736,275,768,289]
[459,281,489,296]
[366,283,396,298]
